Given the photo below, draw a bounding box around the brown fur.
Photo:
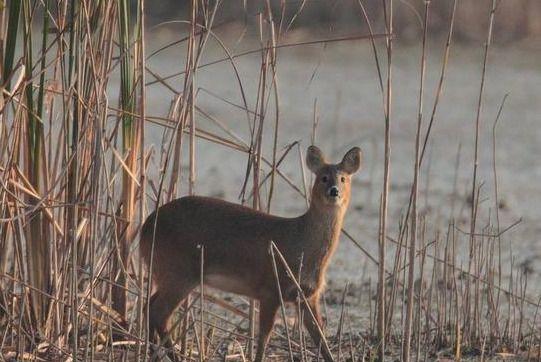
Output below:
[140,146,362,361]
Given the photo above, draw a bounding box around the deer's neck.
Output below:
[302,203,346,256]
[293,202,347,289]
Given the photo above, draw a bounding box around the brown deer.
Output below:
[140,145,362,361]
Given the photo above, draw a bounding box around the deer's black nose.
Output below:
[329,186,339,197]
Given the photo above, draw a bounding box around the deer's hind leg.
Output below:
[148,278,196,354]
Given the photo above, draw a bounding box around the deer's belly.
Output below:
[205,274,256,298]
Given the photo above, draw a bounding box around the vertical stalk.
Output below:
[69,8,80,357]
[36,0,49,120]
[378,0,392,359]
[178,1,199,356]
[22,0,49,332]
[264,0,280,213]
[467,0,498,343]
[403,5,430,360]
[2,0,21,88]
[113,0,136,321]
[492,94,508,343]
[60,0,79,355]
[199,245,205,362]
[136,0,147,360]
[188,0,197,196]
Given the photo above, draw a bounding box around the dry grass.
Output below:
[0,1,539,361]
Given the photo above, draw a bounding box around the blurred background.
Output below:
[144,0,541,42]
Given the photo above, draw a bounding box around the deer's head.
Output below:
[306,145,362,209]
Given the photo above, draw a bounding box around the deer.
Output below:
[140,145,362,361]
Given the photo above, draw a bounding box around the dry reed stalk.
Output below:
[270,242,332,359]
[336,283,349,361]
[382,3,457,339]
[264,0,281,214]
[112,0,141,329]
[179,1,199,357]
[199,245,205,362]
[465,0,498,344]
[403,2,430,361]
[491,93,508,345]
[378,0,393,359]
[136,1,147,361]
[269,242,295,361]
[145,33,390,87]
[415,220,427,362]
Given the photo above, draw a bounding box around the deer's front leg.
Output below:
[254,297,279,362]
[302,294,334,362]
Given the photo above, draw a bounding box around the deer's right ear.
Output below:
[306,145,325,173]
[340,147,362,174]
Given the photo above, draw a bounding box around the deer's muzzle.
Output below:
[328,186,339,198]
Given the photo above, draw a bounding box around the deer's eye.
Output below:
[321,175,328,183]
[341,176,346,183]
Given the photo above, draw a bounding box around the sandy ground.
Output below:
[129,27,541,334]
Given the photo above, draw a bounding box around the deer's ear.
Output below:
[306,145,326,173]
[339,147,362,174]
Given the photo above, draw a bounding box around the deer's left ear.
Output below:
[306,145,326,173]
[339,147,362,174]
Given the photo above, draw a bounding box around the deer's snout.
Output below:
[328,186,340,198]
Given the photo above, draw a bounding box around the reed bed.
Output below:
[0,0,539,361]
